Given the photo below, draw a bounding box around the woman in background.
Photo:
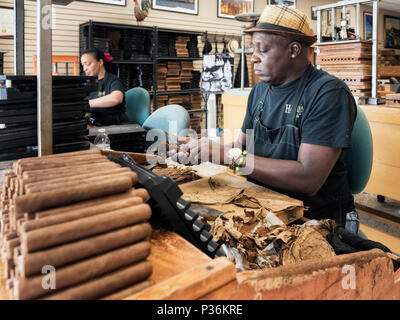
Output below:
[80,48,128,125]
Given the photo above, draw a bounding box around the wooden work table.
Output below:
[1,224,399,300]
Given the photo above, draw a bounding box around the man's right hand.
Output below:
[168,135,226,166]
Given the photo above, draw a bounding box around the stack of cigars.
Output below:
[0,149,154,300]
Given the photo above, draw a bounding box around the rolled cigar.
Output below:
[22,162,118,179]
[23,196,144,233]
[21,203,151,253]
[15,240,151,300]
[14,176,134,214]
[4,172,16,188]
[5,258,14,280]
[23,213,35,221]
[5,232,18,241]
[25,171,138,195]
[35,189,148,219]
[16,150,101,164]
[17,157,109,176]
[17,153,106,166]
[13,246,21,266]
[25,171,137,195]
[131,188,150,202]
[101,280,153,300]
[21,222,151,276]
[43,261,152,300]
[6,238,20,260]
[20,164,122,190]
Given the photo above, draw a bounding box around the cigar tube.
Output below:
[21,222,152,277]
[15,240,151,300]
[23,196,144,232]
[34,189,140,219]
[25,171,138,195]
[22,162,118,179]
[43,261,152,300]
[101,280,153,300]
[15,176,134,214]
[20,164,122,190]
[22,203,151,253]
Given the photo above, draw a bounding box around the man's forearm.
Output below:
[245,154,317,195]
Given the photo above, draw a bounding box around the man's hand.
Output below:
[169,135,226,165]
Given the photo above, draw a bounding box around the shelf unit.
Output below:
[79,21,204,116]
[0,51,5,75]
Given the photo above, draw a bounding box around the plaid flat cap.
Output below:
[245,5,316,46]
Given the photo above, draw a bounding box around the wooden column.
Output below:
[36,0,53,156]
[13,0,24,75]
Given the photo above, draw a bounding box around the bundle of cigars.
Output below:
[0,149,154,300]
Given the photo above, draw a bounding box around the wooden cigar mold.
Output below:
[0,151,153,300]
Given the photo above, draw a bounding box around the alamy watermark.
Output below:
[145,121,255,175]
[341,264,356,290]
[41,265,56,290]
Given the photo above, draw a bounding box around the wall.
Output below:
[2,0,398,76]
[0,0,260,75]
[0,0,346,76]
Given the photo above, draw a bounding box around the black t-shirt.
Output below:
[90,72,125,115]
[241,66,357,223]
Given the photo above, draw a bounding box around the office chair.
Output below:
[343,105,373,240]
[142,104,190,153]
[124,87,150,126]
[142,104,190,138]
[344,105,373,195]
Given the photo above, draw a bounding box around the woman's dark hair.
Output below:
[81,48,110,71]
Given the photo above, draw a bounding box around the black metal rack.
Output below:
[79,21,204,112]
[0,52,4,75]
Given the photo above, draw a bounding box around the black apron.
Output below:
[248,64,354,226]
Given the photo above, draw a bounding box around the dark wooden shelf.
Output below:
[112,60,153,64]
[157,57,202,61]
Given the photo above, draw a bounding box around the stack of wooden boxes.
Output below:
[316,42,372,99]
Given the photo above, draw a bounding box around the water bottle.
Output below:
[93,128,111,150]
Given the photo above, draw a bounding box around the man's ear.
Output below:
[289,41,302,59]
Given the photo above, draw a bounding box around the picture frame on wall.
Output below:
[311,6,317,21]
[364,12,373,41]
[152,0,199,15]
[0,7,14,39]
[218,0,253,19]
[384,15,400,49]
[268,0,296,8]
[83,0,126,6]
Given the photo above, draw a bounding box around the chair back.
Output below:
[142,104,190,143]
[124,87,150,126]
[343,105,373,194]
